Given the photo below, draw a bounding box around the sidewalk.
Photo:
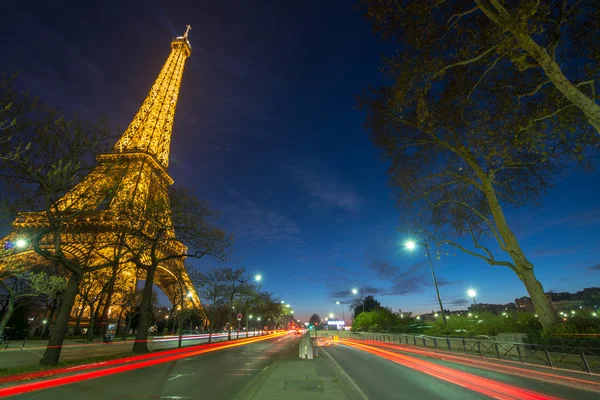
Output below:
[236,341,365,400]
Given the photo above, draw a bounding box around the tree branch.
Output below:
[446,6,479,31]
[468,49,510,100]
[432,45,499,79]
[439,238,517,273]
[518,104,577,132]
[517,81,551,103]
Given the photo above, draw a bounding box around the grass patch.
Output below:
[0,352,135,379]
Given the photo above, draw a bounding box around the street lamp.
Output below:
[352,288,365,313]
[468,289,477,306]
[336,301,347,327]
[405,240,447,329]
[329,313,334,319]
[255,274,262,282]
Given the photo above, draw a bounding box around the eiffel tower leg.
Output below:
[40,273,82,366]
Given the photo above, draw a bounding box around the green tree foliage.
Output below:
[353,295,381,319]
[0,254,66,338]
[352,307,420,333]
[309,313,321,328]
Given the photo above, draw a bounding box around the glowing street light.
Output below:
[255,274,262,282]
[16,239,27,248]
[468,289,477,306]
[405,239,447,329]
[329,313,334,319]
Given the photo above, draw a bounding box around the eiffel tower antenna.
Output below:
[114,26,192,169]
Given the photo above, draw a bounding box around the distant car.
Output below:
[182,330,201,336]
[293,329,303,335]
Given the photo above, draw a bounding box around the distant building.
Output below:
[513,287,600,314]
[514,296,535,313]
[468,303,516,314]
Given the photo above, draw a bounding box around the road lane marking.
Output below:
[343,341,561,400]
[321,347,369,400]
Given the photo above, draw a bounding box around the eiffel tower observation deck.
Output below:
[2,26,203,356]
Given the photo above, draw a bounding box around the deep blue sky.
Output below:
[2,0,599,322]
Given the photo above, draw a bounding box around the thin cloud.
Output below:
[284,163,365,212]
[218,200,302,245]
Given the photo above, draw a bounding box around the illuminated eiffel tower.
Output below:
[4,26,200,331]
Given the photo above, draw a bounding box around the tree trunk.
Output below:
[474,0,600,134]
[86,303,96,343]
[519,267,555,329]
[98,274,116,332]
[132,266,156,354]
[480,180,557,330]
[42,298,59,339]
[74,300,85,335]
[92,296,104,334]
[123,312,133,341]
[0,295,15,339]
[40,273,81,366]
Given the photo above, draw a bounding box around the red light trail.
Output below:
[342,340,561,400]
[345,339,600,392]
[0,331,288,398]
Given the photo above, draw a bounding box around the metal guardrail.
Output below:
[350,332,600,375]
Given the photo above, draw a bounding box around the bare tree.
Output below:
[0,77,128,365]
[361,0,600,331]
[360,0,600,134]
[192,268,228,343]
[120,187,232,353]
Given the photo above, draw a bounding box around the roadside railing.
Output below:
[348,332,600,375]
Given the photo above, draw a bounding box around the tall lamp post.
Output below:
[177,291,193,348]
[468,289,477,307]
[405,240,447,330]
[244,274,263,338]
[352,288,365,313]
[336,301,347,328]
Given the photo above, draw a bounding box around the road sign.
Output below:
[237,313,242,321]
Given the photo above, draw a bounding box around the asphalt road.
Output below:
[0,332,261,368]
[7,334,297,399]
[324,345,488,400]
[324,344,599,400]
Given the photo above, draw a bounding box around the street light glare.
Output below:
[405,240,416,250]
[329,313,334,318]
[255,274,262,282]
[468,289,476,297]
[352,288,358,295]
[16,239,27,248]
[336,301,340,304]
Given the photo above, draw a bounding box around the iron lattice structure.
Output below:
[2,28,201,330]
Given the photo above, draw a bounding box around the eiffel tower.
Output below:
[3,26,201,332]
